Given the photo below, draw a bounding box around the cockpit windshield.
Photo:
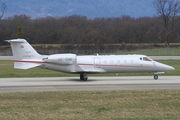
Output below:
[140,57,153,61]
[143,57,152,61]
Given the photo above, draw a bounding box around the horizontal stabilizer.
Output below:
[14,62,42,69]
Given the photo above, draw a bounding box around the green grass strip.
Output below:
[0,90,180,119]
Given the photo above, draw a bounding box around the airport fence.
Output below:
[1,48,180,56]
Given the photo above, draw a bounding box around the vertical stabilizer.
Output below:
[6,39,43,69]
[6,39,41,60]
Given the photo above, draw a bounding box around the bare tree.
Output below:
[0,2,6,19]
[17,22,23,38]
[153,0,180,46]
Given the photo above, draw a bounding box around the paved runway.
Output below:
[0,76,180,93]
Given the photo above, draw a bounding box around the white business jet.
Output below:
[6,39,174,80]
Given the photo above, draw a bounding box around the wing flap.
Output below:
[75,65,106,73]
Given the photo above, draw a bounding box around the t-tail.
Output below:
[6,39,44,69]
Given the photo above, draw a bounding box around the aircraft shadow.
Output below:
[65,79,98,82]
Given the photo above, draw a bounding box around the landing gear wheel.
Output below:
[80,73,88,81]
[154,75,158,80]
[80,74,83,80]
[83,78,88,81]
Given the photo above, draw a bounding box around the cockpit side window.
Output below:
[143,57,152,61]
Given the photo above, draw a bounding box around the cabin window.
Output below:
[103,60,107,64]
[140,57,142,60]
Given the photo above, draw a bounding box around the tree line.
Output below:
[0,14,180,46]
[1,0,180,48]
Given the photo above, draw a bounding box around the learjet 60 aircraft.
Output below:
[6,39,174,80]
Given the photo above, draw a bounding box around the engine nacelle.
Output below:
[43,54,76,65]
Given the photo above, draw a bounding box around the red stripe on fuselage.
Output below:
[14,60,45,64]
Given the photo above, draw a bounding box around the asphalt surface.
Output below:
[0,76,180,93]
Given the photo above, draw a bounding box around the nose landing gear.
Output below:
[154,75,158,80]
[153,72,164,80]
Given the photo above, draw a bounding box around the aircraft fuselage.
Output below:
[41,54,174,74]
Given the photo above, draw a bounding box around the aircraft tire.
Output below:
[80,77,83,80]
[154,75,158,80]
[80,73,88,81]
[83,78,88,81]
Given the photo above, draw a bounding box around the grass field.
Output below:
[0,90,180,120]
[113,47,180,56]
[37,47,180,56]
[0,60,179,78]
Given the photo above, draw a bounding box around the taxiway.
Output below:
[0,76,180,93]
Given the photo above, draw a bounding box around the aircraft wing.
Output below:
[75,65,106,73]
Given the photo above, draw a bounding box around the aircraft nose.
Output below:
[164,65,175,71]
[154,62,175,71]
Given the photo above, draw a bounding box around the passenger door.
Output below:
[94,58,101,68]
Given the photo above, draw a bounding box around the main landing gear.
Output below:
[154,75,158,80]
[80,73,88,81]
